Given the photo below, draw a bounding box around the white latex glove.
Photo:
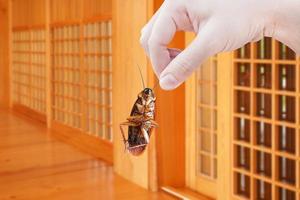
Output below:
[140,0,300,90]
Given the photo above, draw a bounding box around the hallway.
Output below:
[0,108,175,200]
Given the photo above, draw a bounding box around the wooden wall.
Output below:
[12,0,46,27]
[83,0,111,18]
[0,0,9,107]
[11,0,112,26]
[51,0,82,22]
[51,0,111,22]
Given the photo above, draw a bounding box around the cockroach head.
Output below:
[141,88,155,99]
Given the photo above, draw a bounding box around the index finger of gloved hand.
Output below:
[148,11,177,77]
[159,22,223,90]
[140,3,166,57]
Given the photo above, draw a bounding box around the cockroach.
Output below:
[119,66,158,156]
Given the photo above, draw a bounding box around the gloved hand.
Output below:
[140,0,300,90]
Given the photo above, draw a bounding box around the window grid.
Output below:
[83,20,112,140]
[12,29,46,114]
[196,56,218,180]
[233,38,300,200]
[51,24,82,129]
[51,18,112,142]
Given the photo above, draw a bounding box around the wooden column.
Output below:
[112,0,153,189]
[8,0,12,108]
[45,0,51,127]
[0,0,10,107]
[217,52,233,200]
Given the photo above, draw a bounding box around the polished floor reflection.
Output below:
[0,108,175,200]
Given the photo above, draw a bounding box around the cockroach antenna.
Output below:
[152,78,159,90]
[137,64,145,89]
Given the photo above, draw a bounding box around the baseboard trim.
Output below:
[161,186,213,200]
[51,121,113,164]
[12,104,47,124]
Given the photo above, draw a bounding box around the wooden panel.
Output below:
[83,0,112,18]
[83,20,113,140]
[195,56,218,196]
[51,24,83,129]
[156,32,186,188]
[151,0,185,189]
[12,28,47,115]
[12,0,46,27]
[196,56,218,182]
[0,0,9,107]
[12,29,31,106]
[112,0,150,189]
[185,31,218,198]
[156,85,186,187]
[51,0,111,23]
[50,18,113,163]
[51,19,113,144]
[50,0,83,23]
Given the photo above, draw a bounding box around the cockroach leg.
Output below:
[119,121,138,126]
[136,103,144,113]
[126,115,144,122]
[146,99,152,105]
[141,127,150,144]
[119,121,138,147]
[149,119,159,127]
[119,124,127,146]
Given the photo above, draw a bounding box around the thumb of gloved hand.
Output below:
[140,0,300,90]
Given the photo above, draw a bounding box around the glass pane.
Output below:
[198,107,212,129]
[195,56,218,181]
[199,154,211,176]
[199,131,211,153]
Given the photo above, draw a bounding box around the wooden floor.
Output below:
[0,108,176,200]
